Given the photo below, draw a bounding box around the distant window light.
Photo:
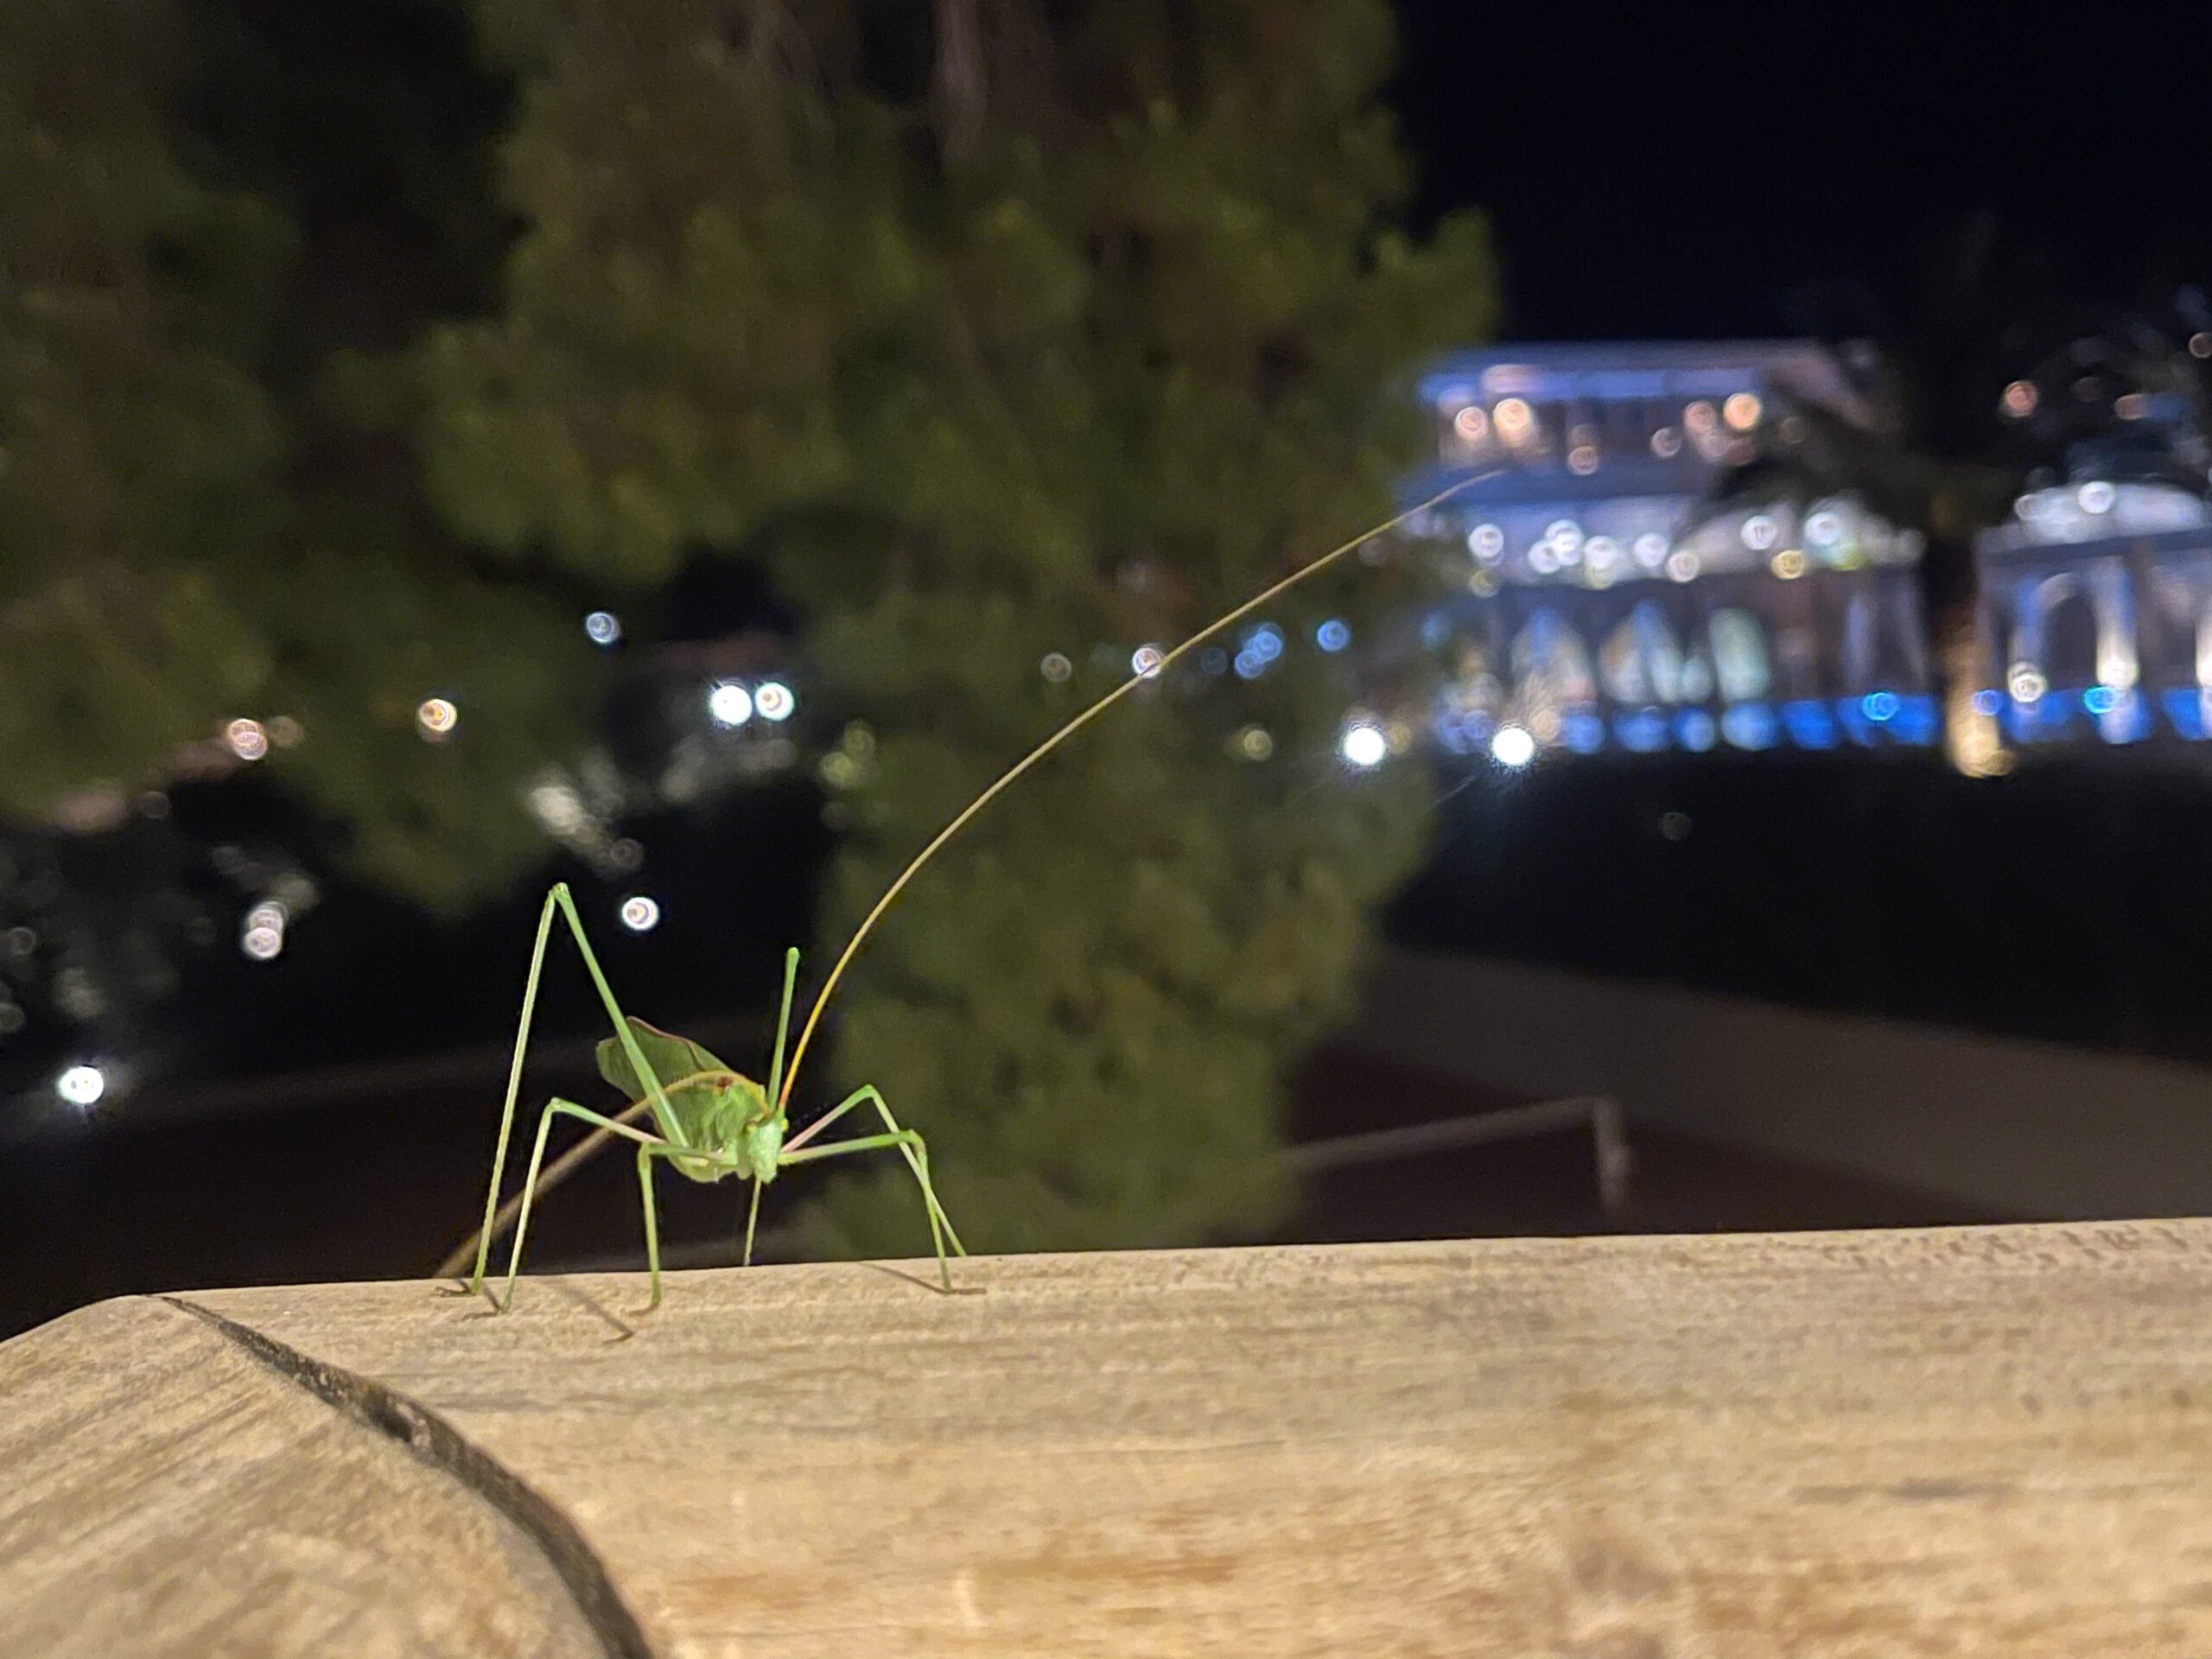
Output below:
[1650,427,1682,459]
[1452,405,1490,442]
[2000,379,2038,419]
[1467,523,1506,560]
[1722,391,1762,431]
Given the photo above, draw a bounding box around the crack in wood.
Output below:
[159,1294,657,1659]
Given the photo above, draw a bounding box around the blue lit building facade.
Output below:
[1402,342,2212,761]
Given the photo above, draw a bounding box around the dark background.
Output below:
[1393,4,2212,338]
[7,2,2212,1338]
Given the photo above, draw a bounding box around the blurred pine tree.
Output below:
[0,0,589,912]
[408,0,1497,1251]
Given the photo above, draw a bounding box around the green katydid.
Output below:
[449,472,1485,1312]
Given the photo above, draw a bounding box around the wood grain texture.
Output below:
[8,1223,2212,1656]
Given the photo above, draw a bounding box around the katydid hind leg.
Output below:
[467,883,686,1297]
[465,888,563,1295]
[547,883,687,1145]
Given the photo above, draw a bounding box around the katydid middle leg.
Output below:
[779,1122,958,1291]
[467,882,688,1297]
[501,1096,671,1313]
[633,1140,744,1310]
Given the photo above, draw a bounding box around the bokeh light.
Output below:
[708,683,753,727]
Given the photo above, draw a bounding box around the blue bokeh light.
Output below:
[1675,709,1718,752]
[1721,703,1777,750]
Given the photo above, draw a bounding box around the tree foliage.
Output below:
[408,0,1497,1250]
[0,0,1495,1249]
[0,0,589,908]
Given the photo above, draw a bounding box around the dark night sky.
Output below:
[1391,4,2212,340]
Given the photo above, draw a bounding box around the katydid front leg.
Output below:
[779,1119,959,1291]
[786,1084,968,1258]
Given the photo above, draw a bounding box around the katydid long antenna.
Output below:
[774,469,1488,1148]
[431,469,1490,1280]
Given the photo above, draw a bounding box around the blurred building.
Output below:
[1402,341,2212,760]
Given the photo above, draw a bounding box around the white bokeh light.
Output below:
[1490,725,1537,768]
[1338,721,1389,770]
[226,719,269,762]
[620,894,662,933]
[708,683,754,727]
[753,681,796,721]
[416,698,458,740]
[56,1065,105,1108]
